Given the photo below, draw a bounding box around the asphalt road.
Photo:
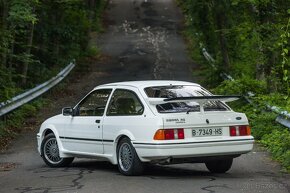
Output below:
[0,0,289,193]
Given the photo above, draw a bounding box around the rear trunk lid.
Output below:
[148,95,249,139]
[161,111,248,139]
[162,111,247,128]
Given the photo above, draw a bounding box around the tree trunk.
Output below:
[256,3,276,92]
[53,37,60,65]
[1,0,8,68]
[8,39,15,82]
[87,0,96,33]
[215,9,230,72]
[21,22,34,85]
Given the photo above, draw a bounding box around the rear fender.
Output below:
[112,130,136,164]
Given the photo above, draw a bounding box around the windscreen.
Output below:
[144,86,229,113]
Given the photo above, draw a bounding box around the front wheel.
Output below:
[41,133,74,167]
[205,158,233,173]
[117,137,144,176]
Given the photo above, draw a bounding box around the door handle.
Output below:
[95,120,100,124]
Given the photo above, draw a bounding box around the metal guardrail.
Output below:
[0,62,75,117]
[201,47,290,129]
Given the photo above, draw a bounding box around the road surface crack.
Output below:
[201,184,229,193]
[15,168,93,193]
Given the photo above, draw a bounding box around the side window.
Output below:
[107,89,144,116]
[76,89,112,116]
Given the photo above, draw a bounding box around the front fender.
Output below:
[39,124,66,157]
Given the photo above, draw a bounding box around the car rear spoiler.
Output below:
[148,95,241,105]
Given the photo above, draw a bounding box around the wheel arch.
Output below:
[40,125,64,156]
[111,130,136,164]
[43,129,54,137]
[114,132,144,175]
[40,125,59,140]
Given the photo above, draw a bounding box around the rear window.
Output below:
[144,86,229,113]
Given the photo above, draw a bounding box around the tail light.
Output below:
[154,128,184,140]
[230,126,237,136]
[230,125,251,136]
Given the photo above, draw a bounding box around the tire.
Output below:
[117,137,144,176]
[41,133,74,167]
[205,158,233,173]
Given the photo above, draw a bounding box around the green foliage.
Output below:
[247,111,281,140]
[261,129,290,171]
[0,0,105,101]
[0,121,13,139]
[0,0,106,147]
[279,18,290,95]
[178,0,290,95]
[90,0,106,32]
[0,98,47,139]
[84,46,101,58]
[5,102,39,128]
[0,67,22,101]
[8,0,38,27]
[214,78,267,95]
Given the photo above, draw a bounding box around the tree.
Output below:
[0,0,105,100]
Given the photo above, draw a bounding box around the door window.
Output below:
[107,89,144,116]
[76,89,112,116]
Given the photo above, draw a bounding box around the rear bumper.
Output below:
[133,138,254,162]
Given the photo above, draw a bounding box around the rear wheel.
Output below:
[41,133,74,167]
[205,158,233,173]
[117,137,144,176]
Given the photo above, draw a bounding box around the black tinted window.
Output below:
[145,86,228,113]
[107,89,144,116]
[77,89,112,116]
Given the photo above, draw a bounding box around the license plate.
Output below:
[192,128,222,137]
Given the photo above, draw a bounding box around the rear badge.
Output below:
[206,119,210,124]
[166,118,186,124]
[236,117,242,120]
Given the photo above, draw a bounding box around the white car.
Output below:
[37,80,254,175]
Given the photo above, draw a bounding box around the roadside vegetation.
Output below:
[178,0,290,171]
[0,0,105,150]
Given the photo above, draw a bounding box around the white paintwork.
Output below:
[37,80,254,165]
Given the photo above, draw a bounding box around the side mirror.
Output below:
[62,107,73,116]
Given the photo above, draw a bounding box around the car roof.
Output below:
[95,80,200,89]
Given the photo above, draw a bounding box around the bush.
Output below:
[0,99,47,142]
[261,129,290,171]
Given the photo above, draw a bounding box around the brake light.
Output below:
[230,125,251,136]
[164,129,175,140]
[154,129,184,140]
[230,126,237,136]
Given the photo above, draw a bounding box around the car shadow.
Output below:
[70,159,119,173]
[142,164,218,180]
[69,159,222,179]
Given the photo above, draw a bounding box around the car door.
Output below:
[102,88,145,154]
[62,89,112,154]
